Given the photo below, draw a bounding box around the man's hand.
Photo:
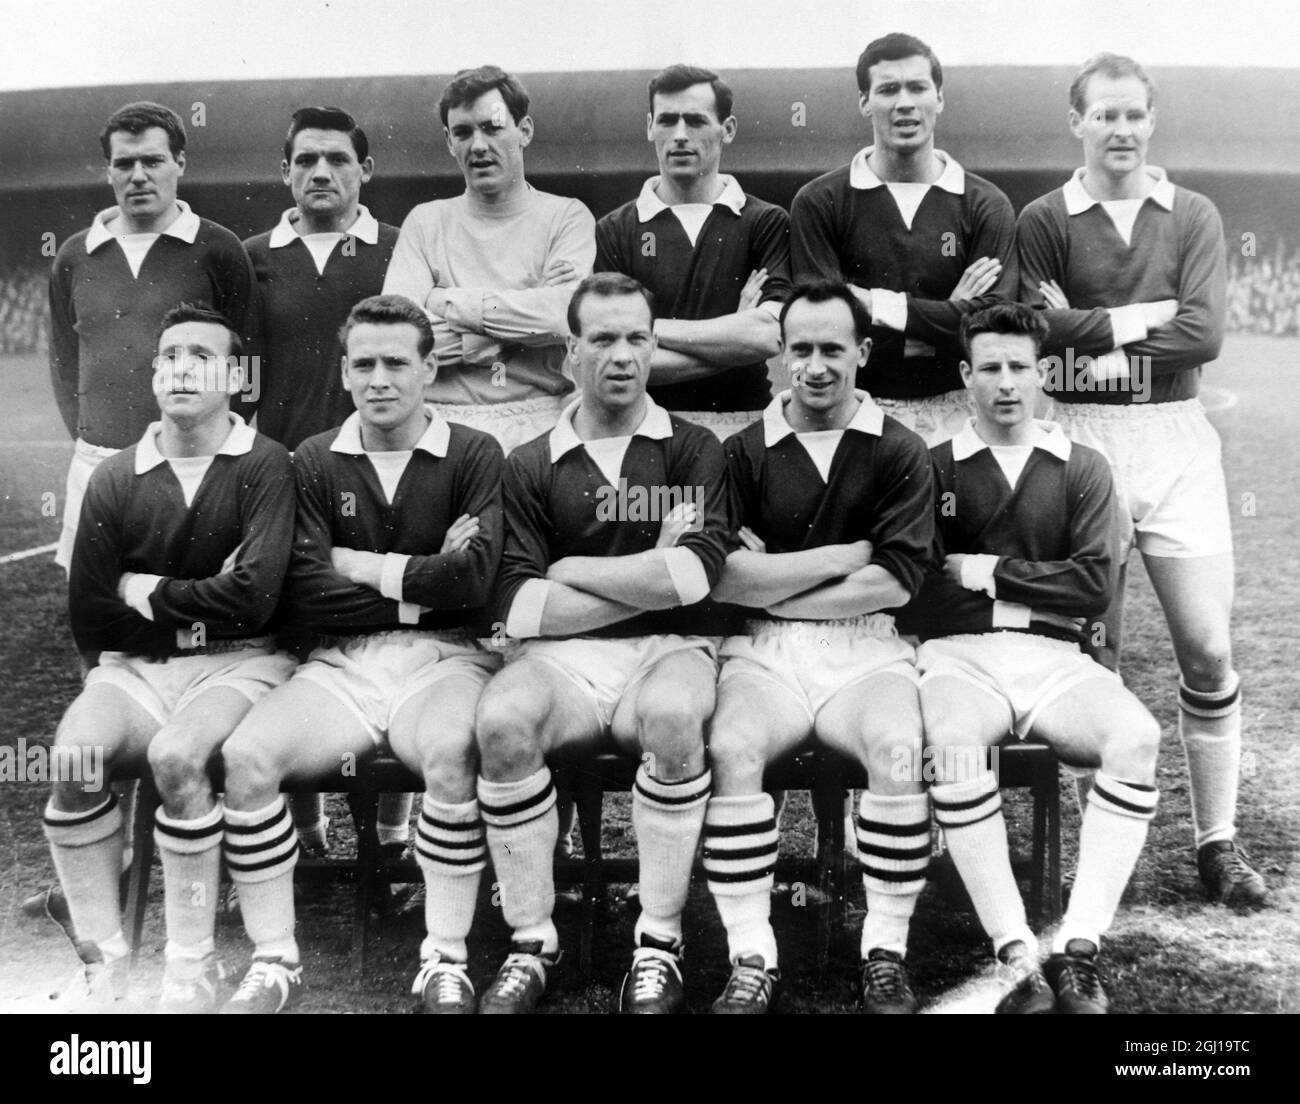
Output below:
[539,259,577,287]
[737,268,769,313]
[331,547,384,589]
[1038,279,1070,310]
[832,539,875,577]
[736,525,766,553]
[656,502,699,549]
[942,553,967,584]
[440,514,480,554]
[949,257,1003,302]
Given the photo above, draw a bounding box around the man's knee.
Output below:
[637,698,706,779]
[147,725,216,803]
[707,716,770,791]
[221,725,285,805]
[419,732,479,800]
[1178,633,1233,690]
[1099,711,1161,783]
[475,690,545,780]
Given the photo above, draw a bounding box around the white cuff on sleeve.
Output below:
[991,601,1032,629]
[959,554,1000,599]
[870,289,909,332]
[505,579,552,639]
[123,573,164,621]
[379,553,411,603]
[663,547,710,606]
[1090,350,1131,382]
[396,601,424,625]
[1107,304,1149,347]
[442,288,485,333]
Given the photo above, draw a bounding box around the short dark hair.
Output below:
[101,101,187,159]
[647,64,734,120]
[779,280,873,343]
[157,301,241,358]
[439,65,530,127]
[959,302,1050,361]
[856,33,943,95]
[1069,53,1156,116]
[338,294,434,360]
[567,273,655,336]
[283,106,369,163]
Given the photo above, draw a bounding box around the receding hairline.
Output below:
[157,318,234,354]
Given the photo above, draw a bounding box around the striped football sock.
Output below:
[931,772,1035,956]
[224,796,300,963]
[44,793,126,953]
[155,801,223,961]
[632,765,711,947]
[414,795,485,963]
[478,768,559,953]
[1057,772,1158,952]
[703,792,779,967]
[1179,674,1242,847]
[857,791,931,958]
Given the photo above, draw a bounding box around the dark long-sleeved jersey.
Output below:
[68,415,294,656]
[286,411,504,635]
[899,421,1119,643]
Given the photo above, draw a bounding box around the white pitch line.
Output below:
[0,542,58,565]
[921,921,1062,1014]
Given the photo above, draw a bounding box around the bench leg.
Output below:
[1030,777,1046,924]
[575,782,603,975]
[126,775,160,967]
[813,782,846,971]
[1047,765,1063,922]
[347,791,380,979]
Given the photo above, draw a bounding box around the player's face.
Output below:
[961,332,1045,430]
[444,89,532,200]
[342,323,433,436]
[282,128,373,219]
[568,293,655,415]
[1070,74,1155,180]
[106,128,185,227]
[153,321,239,424]
[859,55,943,156]
[647,83,736,184]
[782,297,870,418]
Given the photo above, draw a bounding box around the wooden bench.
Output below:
[122,739,1061,977]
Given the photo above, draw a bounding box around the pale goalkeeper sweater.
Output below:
[383,185,596,406]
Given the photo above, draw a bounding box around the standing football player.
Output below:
[790,33,1017,445]
[1016,54,1264,908]
[45,303,294,1011]
[218,295,504,1013]
[705,280,934,1014]
[473,273,729,1014]
[595,64,790,440]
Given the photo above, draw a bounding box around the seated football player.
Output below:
[219,294,505,1014]
[907,302,1161,1014]
[473,272,729,1014]
[44,302,296,1012]
[704,280,935,1015]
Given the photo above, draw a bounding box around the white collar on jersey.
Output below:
[330,405,451,458]
[549,393,673,462]
[134,411,256,474]
[86,199,201,253]
[268,205,381,248]
[849,147,966,194]
[762,389,885,446]
[635,174,747,223]
[1063,166,1175,216]
[950,418,1072,462]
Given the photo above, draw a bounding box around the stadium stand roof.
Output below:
[3,67,1299,192]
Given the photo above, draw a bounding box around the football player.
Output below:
[44,303,294,1011]
[473,272,728,1014]
[704,280,934,1013]
[909,302,1160,1014]
[1016,54,1264,908]
[218,295,504,1013]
